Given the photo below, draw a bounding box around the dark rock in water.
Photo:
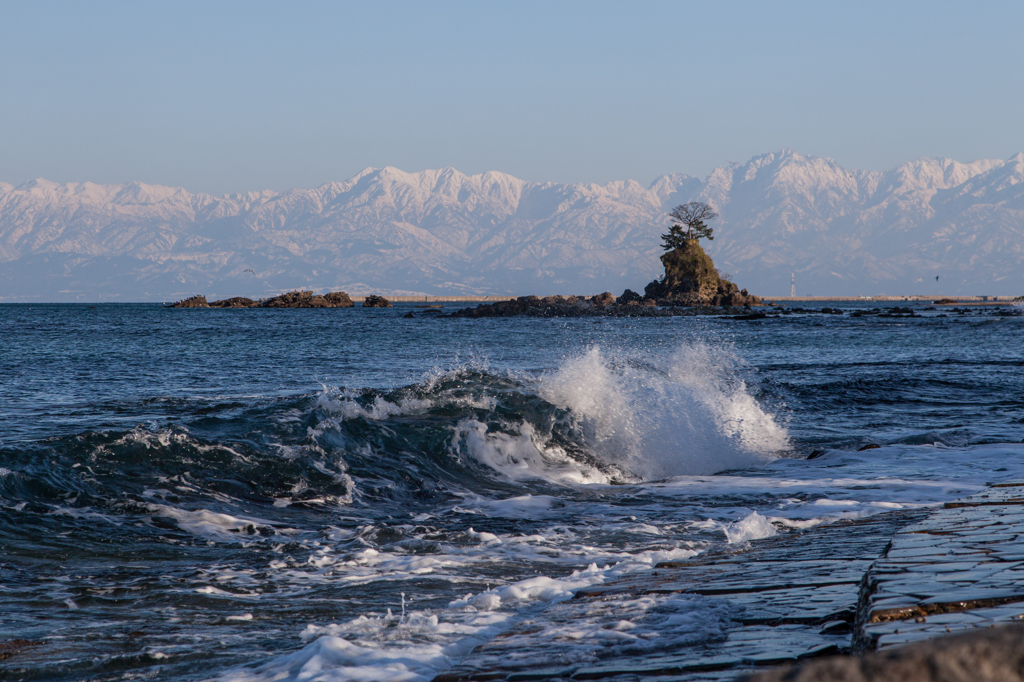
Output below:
[323,291,354,307]
[209,297,258,308]
[643,241,762,307]
[173,291,355,309]
[261,290,355,308]
[403,312,415,318]
[807,450,827,460]
[362,295,393,308]
[616,289,645,304]
[738,624,1024,681]
[170,295,209,308]
[591,291,616,307]
[934,298,958,304]
[263,291,330,308]
[858,444,881,451]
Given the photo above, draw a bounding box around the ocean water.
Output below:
[2,302,1023,681]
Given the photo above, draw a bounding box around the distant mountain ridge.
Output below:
[1,149,1022,301]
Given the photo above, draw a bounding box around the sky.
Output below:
[1,0,1023,195]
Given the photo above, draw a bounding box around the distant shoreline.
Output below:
[1,295,1021,305]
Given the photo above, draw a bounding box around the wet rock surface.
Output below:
[437,484,1024,681]
[435,511,927,681]
[854,483,1024,651]
[738,483,1024,680]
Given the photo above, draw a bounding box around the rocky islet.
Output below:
[170,290,359,308]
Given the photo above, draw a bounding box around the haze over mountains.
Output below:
[1,149,1022,301]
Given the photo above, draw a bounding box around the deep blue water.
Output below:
[1,302,1023,681]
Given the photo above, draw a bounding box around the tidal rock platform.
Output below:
[744,482,1024,681]
[436,484,1024,682]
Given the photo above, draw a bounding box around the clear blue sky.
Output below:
[1,0,1022,195]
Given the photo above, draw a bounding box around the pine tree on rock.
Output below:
[662,202,718,250]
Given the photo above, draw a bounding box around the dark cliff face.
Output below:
[644,241,761,307]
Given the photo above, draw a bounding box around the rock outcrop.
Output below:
[362,295,392,308]
[209,297,258,308]
[261,291,354,308]
[170,295,209,308]
[323,291,354,307]
[171,291,354,308]
[643,241,761,307]
[449,295,746,318]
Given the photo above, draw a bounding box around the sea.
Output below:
[2,301,1023,681]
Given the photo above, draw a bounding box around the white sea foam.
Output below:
[722,511,778,544]
[218,564,654,682]
[453,420,614,485]
[538,345,789,479]
[145,503,292,542]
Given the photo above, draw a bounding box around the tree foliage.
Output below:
[661,202,718,250]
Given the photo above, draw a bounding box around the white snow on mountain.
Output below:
[1,150,1022,301]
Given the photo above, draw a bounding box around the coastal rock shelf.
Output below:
[439,485,1024,681]
[854,483,1024,651]
[435,511,926,682]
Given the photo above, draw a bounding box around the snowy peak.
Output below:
[1,150,1023,300]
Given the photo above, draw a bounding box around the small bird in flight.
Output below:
[244,269,255,275]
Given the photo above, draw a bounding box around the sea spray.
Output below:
[538,344,790,479]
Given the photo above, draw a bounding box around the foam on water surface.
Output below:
[4,306,1024,682]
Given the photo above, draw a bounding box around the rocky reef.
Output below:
[447,294,760,319]
[169,291,354,308]
[449,240,762,318]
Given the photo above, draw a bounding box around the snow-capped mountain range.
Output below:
[1,149,1022,301]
